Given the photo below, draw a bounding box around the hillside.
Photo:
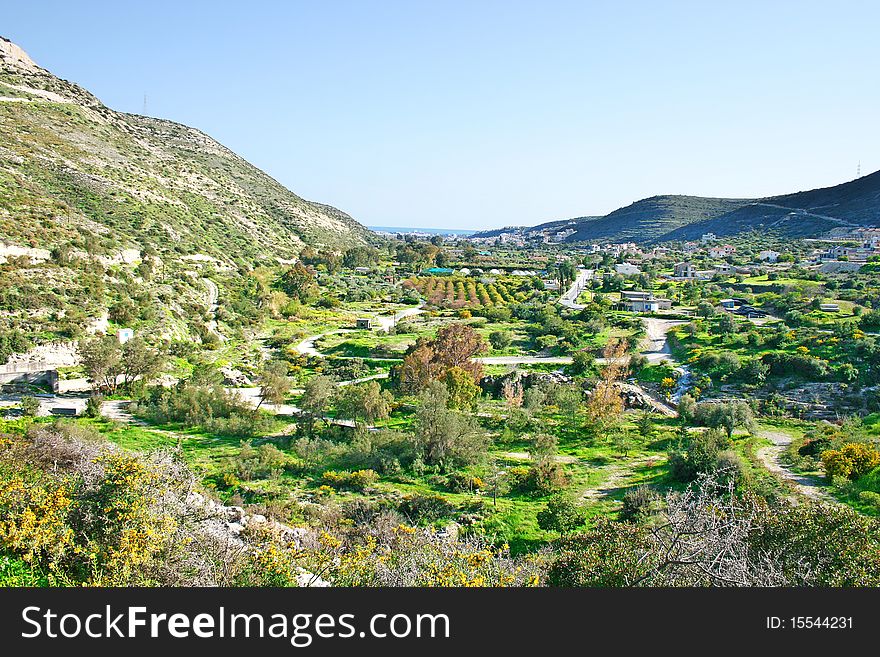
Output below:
[0,37,367,261]
[526,170,880,244]
[0,37,368,353]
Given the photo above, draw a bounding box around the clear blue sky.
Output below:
[5,1,879,229]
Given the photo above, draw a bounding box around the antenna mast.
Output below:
[142,94,147,115]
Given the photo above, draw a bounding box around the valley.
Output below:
[2,36,880,589]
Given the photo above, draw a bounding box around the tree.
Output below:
[397,323,487,394]
[636,411,656,441]
[696,301,716,318]
[522,386,546,412]
[612,428,636,457]
[342,245,379,269]
[433,323,488,381]
[444,367,481,410]
[501,376,524,409]
[537,494,585,535]
[488,330,512,350]
[336,380,393,427]
[668,428,730,482]
[555,385,584,430]
[570,350,595,376]
[530,433,558,466]
[120,337,163,390]
[84,395,103,419]
[677,394,697,424]
[79,335,123,393]
[397,339,438,394]
[717,312,736,338]
[254,360,291,413]
[585,339,628,427]
[299,375,335,434]
[412,381,487,467]
[699,401,754,440]
[278,262,318,302]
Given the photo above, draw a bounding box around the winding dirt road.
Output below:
[755,429,831,501]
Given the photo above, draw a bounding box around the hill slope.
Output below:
[0,37,367,355]
[0,37,368,263]
[529,171,880,244]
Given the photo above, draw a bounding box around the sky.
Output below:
[4,1,880,230]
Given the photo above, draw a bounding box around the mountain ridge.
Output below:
[507,170,880,244]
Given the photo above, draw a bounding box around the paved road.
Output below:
[559,269,594,310]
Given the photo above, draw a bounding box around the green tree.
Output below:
[488,330,512,350]
[299,375,335,433]
[412,381,487,467]
[79,335,123,393]
[19,396,39,417]
[336,380,393,427]
[278,262,318,302]
[120,337,164,390]
[537,494,585,535]
[254,360,291,413]
[444,366,482,410]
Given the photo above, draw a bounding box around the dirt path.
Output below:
[295,304,426,357]
[755,429,831,501]
[640,317,686,363]
[500,451,580,464]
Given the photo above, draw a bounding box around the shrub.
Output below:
[668,428,731,483]
[84,395,104,418]
[233,442,288,481]
[19,396,39,417]
[620,486,662,523]
[858,490,880,511]
[398,494,457,523]
[445,472,485,493]
[321,469,379,491]
[536,494,585,534]
[488,330,512,350]
[821,443,880,481]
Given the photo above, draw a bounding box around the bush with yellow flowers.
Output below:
[821,442,880,481]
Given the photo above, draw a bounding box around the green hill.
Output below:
[0,37,368,352]
[530,170,880,244]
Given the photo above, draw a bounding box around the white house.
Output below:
[673,262,698,279]
[619,290,672,313]
[758,250,780,263]
[615,263,641,276]
[117,328,134,344]
[708,245,736,259]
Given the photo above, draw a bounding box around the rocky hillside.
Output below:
[0,37,368,263]
[0,37,368,356]
[527,170,880,244]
